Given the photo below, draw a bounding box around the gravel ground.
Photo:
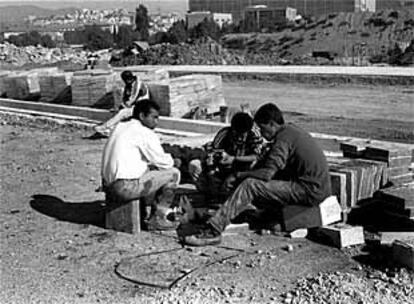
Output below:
[1,112,413,304]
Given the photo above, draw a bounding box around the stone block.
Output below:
[316,224,365,248]
[330,167,357,208]
[329,171,347,210]
[375,184,414,209]
[223,223,250,236]
[380,232,414,245]
[282,196,342,232]
[392,240,414,270]
[105,199,141,234]
[148,74,226,118]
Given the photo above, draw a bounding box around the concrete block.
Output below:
[282,196,342,232]
[329,171,347,210]
[330,167,357,208]
[105,199,141,234]
[380,232,414,245]
[316,224,365,248]
[223,223,250,236]
[375,184,414,209]
[392,240,414,270]
[148,74,226,118]
[289,228,308,238]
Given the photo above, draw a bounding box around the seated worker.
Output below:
[94,70,150,136]
[101,99,180,230]
[188,112,264,205]
[178,103,332,246]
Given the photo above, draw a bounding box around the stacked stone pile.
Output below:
[39,72,72,103]
[148,74,226,117]
[71,70,115,107]
[3,67,58,100]
[0,42,87,67]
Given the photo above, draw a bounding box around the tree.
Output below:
[115,25,140,49]
[167,20,188,44]
[40,34,56,48]
[189,18,221,41]
[84,25,114,51]
[135,4,150,41]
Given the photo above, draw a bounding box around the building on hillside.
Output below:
[186,11,213,29]
[355,0,376,12]
[376,0,414,10]
[189,0,412,22]
[244,6,297,30]
[186,11,232,29]
[213,13,233,28]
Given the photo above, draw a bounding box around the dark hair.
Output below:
[121,70,135,82]
[231,112,253,133]
[132,99,160,119]
[254,103,284,125]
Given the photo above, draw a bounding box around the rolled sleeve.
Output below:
[262,140,290,178]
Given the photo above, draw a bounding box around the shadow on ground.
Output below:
[30,194,106,228]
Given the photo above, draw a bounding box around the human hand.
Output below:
[224,174,237,191]
[220,151,235,166]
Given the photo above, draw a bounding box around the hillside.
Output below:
[222,10,414,65]
[0,5,76,23]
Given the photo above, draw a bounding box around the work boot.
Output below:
[177,222,222,247]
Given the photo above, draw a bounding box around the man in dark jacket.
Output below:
[178,103,332,246]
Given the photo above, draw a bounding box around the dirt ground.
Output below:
[1,80,413,304]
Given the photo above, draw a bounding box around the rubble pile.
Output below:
[283,269,414,304]
[0,42,87,67]
[117,39,292,66]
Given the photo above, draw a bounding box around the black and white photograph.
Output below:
[0,0,413,303]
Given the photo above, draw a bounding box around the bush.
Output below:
[388,11,399,19]
[7,31,55,48]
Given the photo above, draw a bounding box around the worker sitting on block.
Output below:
[177,103,332,246]
[101,99,181,230]
[188,112,264,205]
[94,70,149,137]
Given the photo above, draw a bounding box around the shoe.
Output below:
[145,214,179,231]
[145,207,179,231]
[177,222,222,247]
[93,125,110,137]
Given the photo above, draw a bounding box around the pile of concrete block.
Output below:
[374,183,414,224]
[148,74,226,117]
[39,72,72,103]
[3,67,58,100]
[340,139,413,186]
[0,71,9,96]
[71,70,115,107]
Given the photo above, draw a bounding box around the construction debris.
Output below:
[0,42,87,67]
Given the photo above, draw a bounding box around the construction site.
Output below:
[0,61,413,304]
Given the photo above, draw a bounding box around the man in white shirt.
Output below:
[101,99,180,230]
